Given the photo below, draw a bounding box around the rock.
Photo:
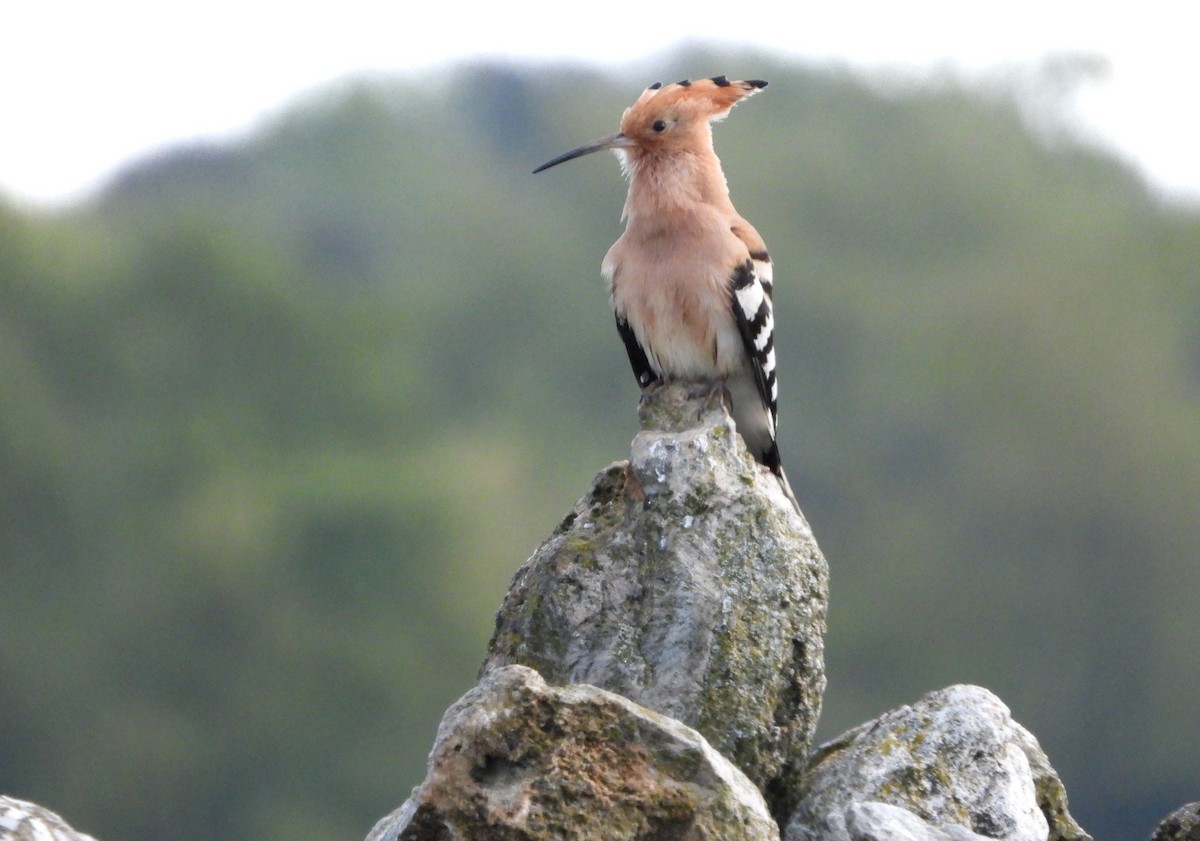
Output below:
[844,801,992,841]
[481,380,829,822]
[1008,719,1093,841]
[785,685,1091,841]
[0,796,99,841]
[1151,803,1200,841]
[368,664,780,841]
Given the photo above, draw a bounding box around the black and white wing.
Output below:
[729,252,781,473]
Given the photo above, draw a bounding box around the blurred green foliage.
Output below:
[2,53,1198,840]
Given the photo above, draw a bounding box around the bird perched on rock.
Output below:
[534,76,797,509]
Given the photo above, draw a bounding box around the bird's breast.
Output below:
[605,233,747,380]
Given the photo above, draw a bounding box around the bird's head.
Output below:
[533,76,767,174]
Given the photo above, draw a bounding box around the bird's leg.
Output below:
[638,377,667,400]
[715,379,735,416]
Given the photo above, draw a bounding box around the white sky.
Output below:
[3,0,1199,209]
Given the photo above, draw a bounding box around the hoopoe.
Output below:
[535,76,798,510]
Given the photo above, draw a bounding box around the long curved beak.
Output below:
[532,131,637,174]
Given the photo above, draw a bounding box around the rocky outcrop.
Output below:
[0,796,98,841]
[784,685,1090,841]
[367,665,781,841]
[370,381,1091,841]
[482,381,829,821]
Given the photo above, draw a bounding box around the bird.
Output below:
[533,76,798,510]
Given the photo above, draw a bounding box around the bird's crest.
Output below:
[531,76,767,174]
[619,77,767,141]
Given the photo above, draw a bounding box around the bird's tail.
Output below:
[775,466,802,515]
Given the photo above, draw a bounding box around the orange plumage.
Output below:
[535,77,796,509]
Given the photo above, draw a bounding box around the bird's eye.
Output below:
[652,120,668,133]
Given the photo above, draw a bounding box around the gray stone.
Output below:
[1151,802,1200,841]
[368,664,780,841]
[481,380,829,822]
[785,685,1091,841]
[844,801,988,841]
[1008,720,1093,841]
[0,796,99,841]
